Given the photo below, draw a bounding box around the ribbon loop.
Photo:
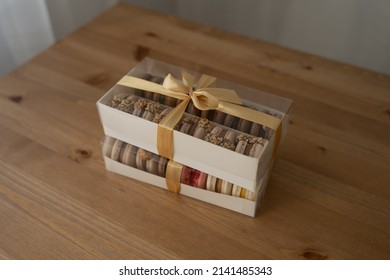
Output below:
[191,90,219,110]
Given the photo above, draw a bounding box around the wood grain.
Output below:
[0,3,389,259]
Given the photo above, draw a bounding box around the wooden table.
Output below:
[0,4,389,260]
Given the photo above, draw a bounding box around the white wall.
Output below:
[0,0,118,76]
[123,0,390,75]
[1,0,389,76]
[0,0,54,75]
[45,0,118,40]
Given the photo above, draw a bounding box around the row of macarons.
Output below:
[111,93,266,157]
[115,73,273,139]
[103,136,256,200]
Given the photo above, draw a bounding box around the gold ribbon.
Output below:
[117,71,282,193]
[165,160,183,193]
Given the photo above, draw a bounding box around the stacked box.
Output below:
[97,58,292,216]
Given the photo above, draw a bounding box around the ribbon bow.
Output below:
[162,71,243,110]
[117,70,281,160]
[156,71,244,159]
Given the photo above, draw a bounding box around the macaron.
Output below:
[179,116,197,135]
[230,116,240,129]
[237,118,252,134]
[111,92,130,108]
[157,157,168,177]
[121,144,138,167]
[212,110,226,125]
[244,142,255,156]
[240,188,256,201]
[153,108,171,123]
[136,148,152,171]
[223,114,235,128]
[248,142,264,158]
[244,136,266,157]
[221,130,238,151]
[110,139,125,161]
[132,99,148,117]
[164,96,177,107]
[232,184,242,197]
[190,170,207,189]
[235,134,249,154]
[220,181,233,195]
[206,175,217,192]
[148,76,164,102]
[187,118,199,136]
[103,136,116,158]
[204,126,227,146]
[139,74,153,98]
[146,154,159,176]
[249,122,267,138]
[180,166,192,185]
[193,118,211,139]
[186,102,201,117]
[142,101,162,121]
[200,109,209,119]
[215,179,223,193]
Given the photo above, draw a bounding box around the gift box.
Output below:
[97,57,292,216]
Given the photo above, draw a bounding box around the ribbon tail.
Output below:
[157,98,191,159]
[197,74,217,88]
[201,88,243,105]
[118,76,187,100]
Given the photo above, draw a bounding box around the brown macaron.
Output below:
[157,157,168,177]
[121,144,138,168]
[132,99,148,117]
[110,139,125,161]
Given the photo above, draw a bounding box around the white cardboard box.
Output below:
[97,58,292,192]
[103,154,272,217]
